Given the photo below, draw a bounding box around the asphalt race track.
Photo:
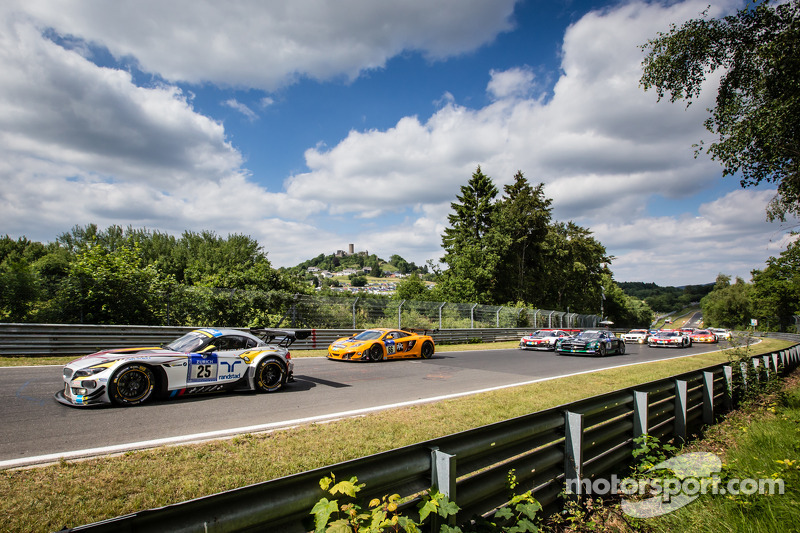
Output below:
[0,341,732,468]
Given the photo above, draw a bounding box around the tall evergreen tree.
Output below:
[438,166,506,303]
[494,171,552,304]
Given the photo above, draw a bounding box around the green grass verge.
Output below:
[0,339,792,532]
[642,371,800,533]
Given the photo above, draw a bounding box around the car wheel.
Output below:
[109,364,155,406]
[597,345,607,357]
[420,341,434,359]
[255,358,286,392]
[368,343,384,362]
[619,342,626,355]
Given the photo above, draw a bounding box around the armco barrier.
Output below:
[61,343,800,532]
[0,323,549,357]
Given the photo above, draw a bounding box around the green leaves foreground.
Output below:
[311,472,542,533]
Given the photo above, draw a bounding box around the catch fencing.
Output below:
[0,324,575,357]
[63,340,800,532]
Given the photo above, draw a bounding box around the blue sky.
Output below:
[0,0,795,286]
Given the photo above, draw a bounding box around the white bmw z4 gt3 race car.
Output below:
[55,328,309,407]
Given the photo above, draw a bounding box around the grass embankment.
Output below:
[0,339,792,532]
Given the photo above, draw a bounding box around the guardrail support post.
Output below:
[740,362,749,392]
[564,411,584,495]
[633,391,648,437]
[674,379,688,440]
[702,371,715,425]
[722,365,733,411]
[430,447,457,527]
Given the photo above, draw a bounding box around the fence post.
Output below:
[352,297,359,329]
[633,391,648,437]
[470,303,478,329]
[702,371,715,425]
[496,307,502,328]
[674,379,688,440]
[438,302,446,330]
[398,300,405,329]
[564,411,584,495]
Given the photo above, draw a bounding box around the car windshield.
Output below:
[353,330,384,341]
[695,330,711,335]
[659,332,678,337]
[629,330,646,334]
[532,331,555,338]
[166,332,208,352]
[577,331,602,339]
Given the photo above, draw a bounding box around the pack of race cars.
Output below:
[56,323,732,408]
[520,326,733,355]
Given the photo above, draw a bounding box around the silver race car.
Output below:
[55,328,309,407]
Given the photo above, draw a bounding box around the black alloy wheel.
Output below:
[109,364,155,406]
[255,358,286,392]
[369,343,384,362]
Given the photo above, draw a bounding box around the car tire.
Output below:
[597,345,607,357]
[255,358,286,392]
[109,364,155,406]
[618,342,626,355]
[420,341,434,359]
[368,343,383,362]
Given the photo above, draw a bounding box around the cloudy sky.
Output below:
[0,0,795,286]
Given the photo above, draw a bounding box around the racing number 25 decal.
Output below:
[188,354,218,383]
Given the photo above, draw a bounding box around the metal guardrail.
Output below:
[62,343,800,532]
[0,324,571,356]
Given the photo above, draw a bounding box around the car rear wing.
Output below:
[249,328,311,348]
[400,327,439,336]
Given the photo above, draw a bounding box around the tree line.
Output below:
[0,225,307,325]
[701,239,800,331]
[0,169,656,328]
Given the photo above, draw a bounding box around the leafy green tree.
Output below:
[63,238,174,324]
[0,254,39,321]
[394,273,429,301]
[600,274,655,328]
[700,274,754,328]
[539,222,611,313]
[640,0,800,220]
[349,274,367,287]
[752,239,800,330]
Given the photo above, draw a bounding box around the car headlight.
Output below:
[588,341,598,348]
[74,367,108,377]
